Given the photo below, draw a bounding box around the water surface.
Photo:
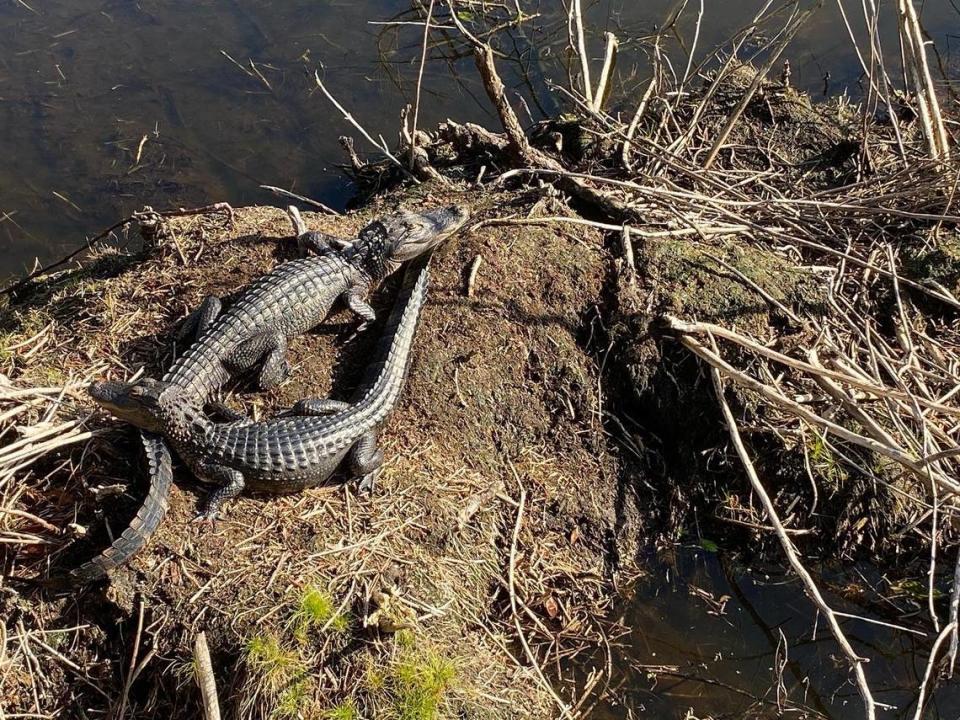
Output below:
[588,548,960,718]
[2,0,959,278]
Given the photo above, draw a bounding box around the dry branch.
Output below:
[912,621,957,720]
[314,69,418,183]
[591,32,618,112]
[409,0,436,171]
[568,0,593,104]
[709,350,878,720]
[193,632,221,720]
[676,333,960,495]
[665,317,960,418]
[897,0,950,160]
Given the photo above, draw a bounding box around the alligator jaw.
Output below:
[418,204,470,244]
[391,204,470,263]
[88,378,166,433]
[363,204,469,279]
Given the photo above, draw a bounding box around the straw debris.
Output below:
[3,4,960,717]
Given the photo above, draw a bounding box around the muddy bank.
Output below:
[0,189,643,718]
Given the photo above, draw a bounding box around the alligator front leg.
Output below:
[206,400,248,422]
[298,230,352,257]
[350,431,384,493]
[177,296,222,343]
[196,466,246,520]
[225,329,290,389]
[343,284,376,332]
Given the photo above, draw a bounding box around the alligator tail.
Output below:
[67,432,173,582]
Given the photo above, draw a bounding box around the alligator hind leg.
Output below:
[177,296,222,343]
[350,431,384,494]
[225,329,290,389]
[195,466,246,521]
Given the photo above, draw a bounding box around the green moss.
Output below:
[246,634,304,694]
[274,678,312,719]
[390,649,457,720]
[298,586,336,624]
[902,234,960,294]
[38,365,67,385]
[0,307,56,365]
[645,237,827,329]
[394,629,416,649]
[328,612,350,634]
[809,432,848,488]
[293,585,349,640]
[323,700,359,720]
[366,666,386,692]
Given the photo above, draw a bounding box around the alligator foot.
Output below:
[197,466,245,520]
[350,432,383,495]
[357,469,382,495]
[344,285,376,332]
[206,400,248,422]
[298,230,352,257]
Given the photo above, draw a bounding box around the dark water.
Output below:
[588,548,960,719]
[3,1,960,716]
[2,0,960,279]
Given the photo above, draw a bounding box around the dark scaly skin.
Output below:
[90,254,431,517]
[73,206,468,581]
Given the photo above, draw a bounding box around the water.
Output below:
[3,1,960,716]
[587,548,960,719]
[2,1,959,280]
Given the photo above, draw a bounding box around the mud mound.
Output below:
[1,191,638,718]
[4,52,960,718]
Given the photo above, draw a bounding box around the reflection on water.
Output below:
[1,1,959,279]
[588,548,960,719]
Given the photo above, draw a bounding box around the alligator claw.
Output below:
[345,323,370,345]
[192,511,218,525]
[357,470,380,495]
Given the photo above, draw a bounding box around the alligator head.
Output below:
[353,204,470,278]
[88,377,172,433]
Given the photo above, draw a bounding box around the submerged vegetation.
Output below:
[2,1,960,718]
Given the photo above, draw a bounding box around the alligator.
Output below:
[89,252,432,517]
[72,205,468,581]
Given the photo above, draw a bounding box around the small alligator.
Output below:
[73,205,467,581]
[89,252,432,516]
